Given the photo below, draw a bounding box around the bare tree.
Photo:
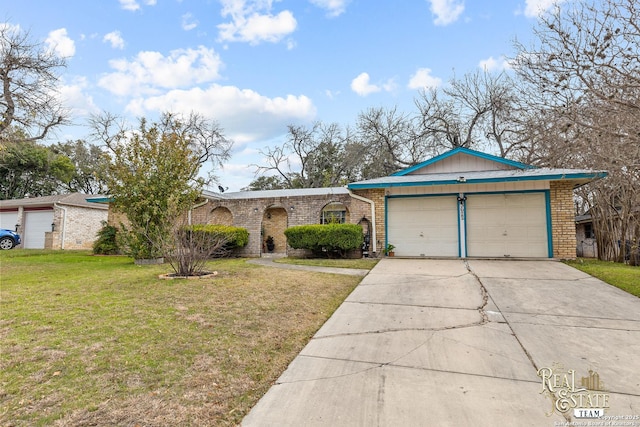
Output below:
[356,106,429,176]
[513,0,640,262]
[254,122,365,188]
[0,24,67,142]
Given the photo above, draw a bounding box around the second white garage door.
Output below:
[387,196,459,257]
[466,193,548,258]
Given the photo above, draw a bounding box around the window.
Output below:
[321,203,347,224]
[584,223,595,239]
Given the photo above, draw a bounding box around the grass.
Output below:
[0,250,362,426]
[274,257,379,270]
[565,258,640,297]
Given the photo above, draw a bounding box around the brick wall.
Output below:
[47,205,108,249]
[550,181,577,259]
[351,189,385,256]
[195,193,373,257]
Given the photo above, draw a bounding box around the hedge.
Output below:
[188,224,249,248]
[285,223,363,257]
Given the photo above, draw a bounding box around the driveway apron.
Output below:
[242,259,640,426]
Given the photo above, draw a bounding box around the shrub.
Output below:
[92,221,120,255]
[188,224,249,249]
[285,223,363,258]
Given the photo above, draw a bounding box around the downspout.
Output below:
[348,190,377,255]
[54,203,67,249]
[189,199,209,225]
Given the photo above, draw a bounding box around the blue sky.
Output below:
[5,0,563,191]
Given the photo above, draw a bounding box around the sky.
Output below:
[4,0,565,192]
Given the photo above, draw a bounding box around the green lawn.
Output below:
[565,258,640,297]
[0,250,362,426]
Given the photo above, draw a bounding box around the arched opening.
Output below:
[262,206,288,256]
[320,202,349,224]
[209,207,233,226]
[358,216,372,257]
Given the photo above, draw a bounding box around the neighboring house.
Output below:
[0,194,108,249]
[187,147,606,259]
[576,212,598,258]
[575,207,640,259]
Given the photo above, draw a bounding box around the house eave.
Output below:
[348,171,608,190]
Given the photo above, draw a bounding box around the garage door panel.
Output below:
[388,197,458,257]
[466,193,548,258]
[24,210,54,249]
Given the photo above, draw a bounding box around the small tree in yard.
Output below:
[95,112,231,269]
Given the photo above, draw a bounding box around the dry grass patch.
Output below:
[0,250,361,426]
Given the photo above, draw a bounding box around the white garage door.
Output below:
[466,193,548,258]
[387,196,459,257]
[0,211,18,230]
[23,210,54,249]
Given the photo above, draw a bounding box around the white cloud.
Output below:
[45,28,75,57]
[182,13,199,31]
[351,73,380,96]
[125,84,316,145]
[119,0,156,11]
[103,31,125,49]
[350,73,396,96]
[522,0,567,17]
[98,46,223,96]
[59,76,100,117]
[408,68,442,89]
[217,0,297,45]
[427,0,464,26]
[309,0,350,17]
[478,56,512,72]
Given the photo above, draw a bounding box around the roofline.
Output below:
[391,147,535,176]
[348,171,608,190]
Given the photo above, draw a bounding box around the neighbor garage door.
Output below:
[23,210,54,249]
[387,196,459,257]
[466,193,548,258]
[0,211,18,230]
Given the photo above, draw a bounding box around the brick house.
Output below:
[99,147,605,259]
[187,147,606,259]
[0,194,108,249]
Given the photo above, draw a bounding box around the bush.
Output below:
[188,224,249,249]
[92,221,120,255]
[285,224,363,258]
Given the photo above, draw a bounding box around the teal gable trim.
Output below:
[391,147,535,176]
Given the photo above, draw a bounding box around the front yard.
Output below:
[0,250,362,426]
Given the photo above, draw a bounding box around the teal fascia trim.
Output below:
[348,171,608,190]
[86,197,113,204]
[391,147,535,176]
[545,190,553,258]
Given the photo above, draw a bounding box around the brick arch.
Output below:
[209,206,233,226]
[320,201,350,224]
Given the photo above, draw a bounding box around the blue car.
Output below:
[0,229,21,250]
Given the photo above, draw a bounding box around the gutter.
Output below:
[348,190,377,254]
[54,203,67,249]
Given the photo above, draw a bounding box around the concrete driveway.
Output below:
[242,259,640,426]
